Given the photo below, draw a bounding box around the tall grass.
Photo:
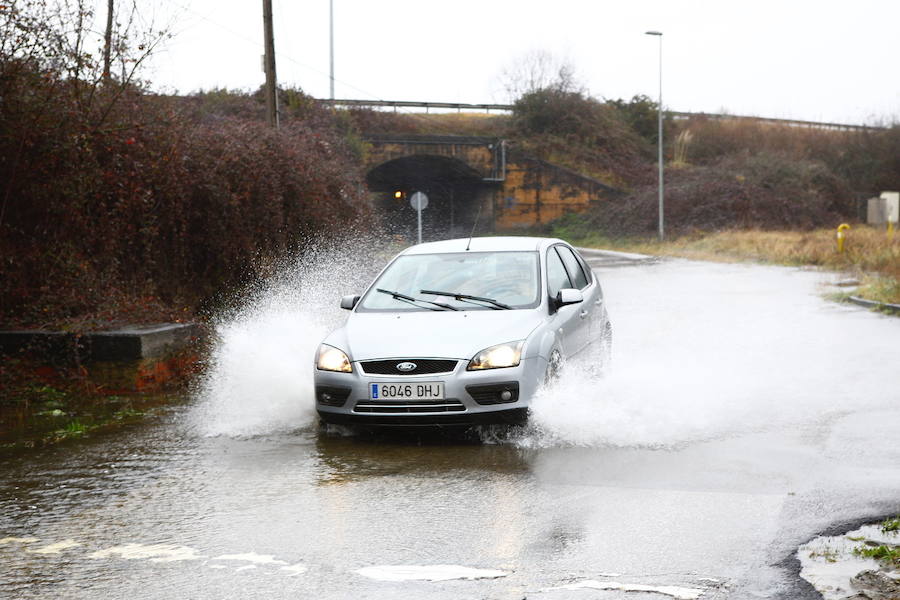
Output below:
[556,227,900,303]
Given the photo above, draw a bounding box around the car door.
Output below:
[555,244,603,345]
[546,245,590,357]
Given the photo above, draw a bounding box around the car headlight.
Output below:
[316,344,352,373]
[467,341,524,371]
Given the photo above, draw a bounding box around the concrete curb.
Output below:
[0,323,204,362]
[846,296,900,315]
[575,247,655,261]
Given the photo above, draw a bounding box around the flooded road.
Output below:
[2,257,899,599]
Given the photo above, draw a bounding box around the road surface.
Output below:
[2,254,899,599]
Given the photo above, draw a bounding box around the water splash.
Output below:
[518,261,900,448]
[192,235,396,437]
[195,253,900,446]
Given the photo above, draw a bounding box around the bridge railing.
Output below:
[317,98,885,132]
[320,98,513,113]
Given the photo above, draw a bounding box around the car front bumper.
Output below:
[313,356,545,426]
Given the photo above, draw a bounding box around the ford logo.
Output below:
[396,362,417,372]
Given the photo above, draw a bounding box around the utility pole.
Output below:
[103,0,113,83]
[329,0,335,99]
[262,0,279,128]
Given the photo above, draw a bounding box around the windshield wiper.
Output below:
[376,288,458,311]
[420,289,512,310]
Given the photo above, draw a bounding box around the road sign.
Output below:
[410,191,428,244]
[410,191,429,211]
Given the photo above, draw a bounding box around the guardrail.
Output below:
[319,98,513,113]
[667,111,881,132]
[317,98,886,131]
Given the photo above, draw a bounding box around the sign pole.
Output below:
[417,202,422,244]
[410,191,428,244]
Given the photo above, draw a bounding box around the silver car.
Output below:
[314,236,611,426]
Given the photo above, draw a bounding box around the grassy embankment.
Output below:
[554,226,900,304]
[352,104,898,311]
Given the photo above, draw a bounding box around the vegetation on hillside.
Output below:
[0,1,370,329]
[2,6,898,329]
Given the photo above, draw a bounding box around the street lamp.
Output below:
[329,0,335,99]
[645,30,664,241]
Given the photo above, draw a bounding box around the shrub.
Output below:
[0,3,370,328]
[511,89,652,187]
[579,151,855,235]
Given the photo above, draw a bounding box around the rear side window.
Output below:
[556,246,589,289]
[546,248,572,298]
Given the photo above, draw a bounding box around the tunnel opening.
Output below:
[366,155,493,242]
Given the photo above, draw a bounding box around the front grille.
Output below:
[360,359,458,376]
[466,382,519,405]
[353,399,466,413]
[316,385,352,407]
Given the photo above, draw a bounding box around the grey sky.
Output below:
[141,0,899,125]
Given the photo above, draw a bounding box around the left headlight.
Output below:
[316,344,352,373]
[467,340,524,371]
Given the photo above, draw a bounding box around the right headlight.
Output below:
[467,340,524,371]
[316,344,352,373]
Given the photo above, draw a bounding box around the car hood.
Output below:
[329,309,543,361]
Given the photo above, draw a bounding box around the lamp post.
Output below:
[645,30,663,241]
[329,0,335,99]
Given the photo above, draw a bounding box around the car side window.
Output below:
[556,246,589,289]
[547,248,573,299]
[573,250,593,284]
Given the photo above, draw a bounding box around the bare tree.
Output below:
[495,50,582,102]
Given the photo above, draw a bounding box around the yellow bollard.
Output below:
[889,220,895,240]
[836,223,850,253]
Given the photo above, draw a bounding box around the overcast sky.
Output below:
[135,0,899,125]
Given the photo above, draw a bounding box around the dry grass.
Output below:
[411,112,509,135]
[571,226,900,304]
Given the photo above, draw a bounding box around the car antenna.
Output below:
[465,202,483,251]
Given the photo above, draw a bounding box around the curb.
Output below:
[575,247,654,261]
[847,296,900,315]
[0,323,204,361]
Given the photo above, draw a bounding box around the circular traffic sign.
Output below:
[410,191,429,211]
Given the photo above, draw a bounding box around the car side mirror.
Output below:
[340,294,360,310]
[556,288,583,308]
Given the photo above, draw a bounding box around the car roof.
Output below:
[401,236,563,255]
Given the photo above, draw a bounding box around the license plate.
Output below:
[370,382,445,400]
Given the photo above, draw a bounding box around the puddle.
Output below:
[798,523,899,600]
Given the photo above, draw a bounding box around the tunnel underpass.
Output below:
[366,155,494,242]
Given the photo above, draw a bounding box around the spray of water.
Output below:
[194,247,898,447]
[192,235,397,437]
[519,260,900,448]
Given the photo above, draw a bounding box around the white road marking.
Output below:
[28,540,82,554]
[4,536,513,584]
[356,565,509,582]
[212,553,287,565]
[280,563,308,576]
[88,543,203,562]
[548,580,704,600]
[0,537,40,545]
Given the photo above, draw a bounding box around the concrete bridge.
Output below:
[363,134,622,239]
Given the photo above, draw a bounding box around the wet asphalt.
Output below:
[2,254,899,600]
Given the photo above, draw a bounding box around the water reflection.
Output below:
[313,426,535,486]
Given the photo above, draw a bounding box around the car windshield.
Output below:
[358,251,540,311]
